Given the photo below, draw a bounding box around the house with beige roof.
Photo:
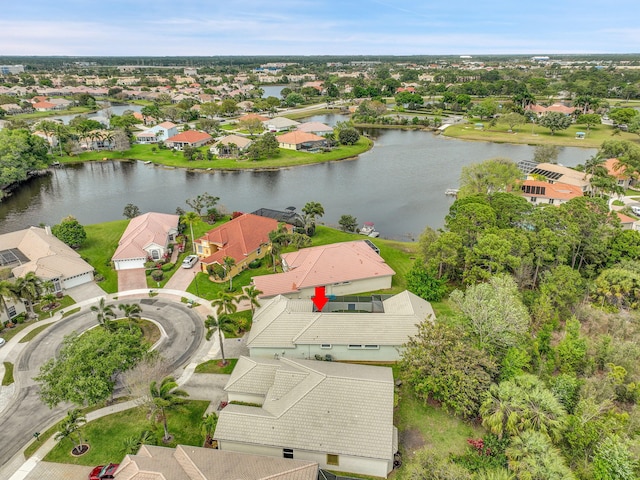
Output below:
[296,122,333,136]
[277,131,327,151]
[0,227,95,322]
[252,240,395,299]
[112,212,180,270]
[215,357,398,478]
[195,213,290,278]
[264,117,300,132]
[210,134,253,155]
[114,444,318,480]
[247,290,434,361]
[527,162,592,193]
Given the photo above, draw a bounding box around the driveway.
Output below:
[164,260,200,291]
[117,268,147,291]
[22,461,90,480]
[65,281,105,303]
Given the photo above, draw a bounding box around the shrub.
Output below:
[144,261,156,269]
[248,259,262,269]
[161,263,174,272]
[150,270,163,281]
[14,313,27,324]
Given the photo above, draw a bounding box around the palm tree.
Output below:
[54,408,87,455]
[12,272,42,318]
[241,285,262,314]
[201,412,218,447]
[211,291,238,317]
[149,376,189,443]
[506,430,575,480]
[302,201,325,235]
[91,297,116,332]
[181,211,200,254]
[222,256,236,291]
[0,280,19,323]
[204,314,236,364]
[118,303,142,332]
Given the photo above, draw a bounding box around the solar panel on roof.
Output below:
[530,168,563,180]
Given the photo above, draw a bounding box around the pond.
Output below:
[0,128,596,240]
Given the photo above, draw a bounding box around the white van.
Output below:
[631,206,640,216]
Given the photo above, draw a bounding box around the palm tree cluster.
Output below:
[0,272,53,324]
[90,298,143,333]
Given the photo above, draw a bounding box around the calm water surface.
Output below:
[0,120,596,240]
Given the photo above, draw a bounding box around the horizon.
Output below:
[2,0,640,57]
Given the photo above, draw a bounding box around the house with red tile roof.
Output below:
[165,130,212,150]
[616,212,639,231]
[238,113,269,123]
[32,101,57,111]
[604,158,632,190]
[112,212,180,270]
[525,103,577,116]
[277,131,327,151]
[195,214,290,278]
[252,240,395,299]
[520,179,583,205]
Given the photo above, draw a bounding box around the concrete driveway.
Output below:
[164,260,200,291]
[65,281,105,303]
[117,268,147,291]
[22,461,90,480]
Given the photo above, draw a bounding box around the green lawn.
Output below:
[195,358,238,374]
[444,120,640,148]
[56,137,373,170]
[44,400,209,466]
[13,106,95,121]
[79,220,129,293]
[186,265,273,301]
[2,362,14,386]
[18,322,54,343]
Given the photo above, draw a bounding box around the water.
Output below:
[261,85,286,99]
[0,130,596,240]
[49,103,143,125]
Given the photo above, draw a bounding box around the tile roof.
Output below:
[604,158,628,179]
[239,113,270,122]
[247,290,433,349]
[112,212,179,261]
[265,117,300,128]
[216,134,253,149]
[166,130,212,144]
[521,179,583,200]
[296,122,333,134]
[277,131,325,145]
[215,357,395,461]
[252,241,395,297]
[115,444,317,480]
[196,214,285,265]
[0,227,93,280]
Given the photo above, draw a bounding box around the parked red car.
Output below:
[89,463,119,480]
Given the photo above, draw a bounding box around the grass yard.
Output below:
[56,137,372,170]
[2,362,14,386]
[33,295,76,320]
[44,400,209,466]
[79,219,129,293]
[394,384,483,460]
[195,358,238,374]
[443,120,640,148]
[186,264,273,301]
[18,322,54,343]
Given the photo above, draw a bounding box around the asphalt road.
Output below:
[0,298,204,467]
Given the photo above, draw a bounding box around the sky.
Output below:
[1,0,639,57]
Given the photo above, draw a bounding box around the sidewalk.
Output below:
[0,288,228,480]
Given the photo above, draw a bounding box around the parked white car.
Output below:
[632,206,640,216]
[181,255,198,269]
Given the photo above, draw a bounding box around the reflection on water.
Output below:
[0,130,597,240]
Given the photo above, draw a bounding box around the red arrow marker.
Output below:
[312,286,328,311]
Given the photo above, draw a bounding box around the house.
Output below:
[133,130,158,144]
[520,179,583,205]
[214,357,398,478]
[165,130,212,150]
[252,240,395,299]
[604,158,632,190]
[277,131,327,151]
[296,122,333,136]
[616,212,640,231]
[247,290,434,361]
[238,113,270,123]
[146,121,179,142]
[211,134,253,155]
[114,444,318,480]
[0,226,95,304]
[112,212,180,270]
[527,162,592,193]
[195,213,290,277]
[264,117,300,132]
[31,101,57,112]
[525,103,577,117]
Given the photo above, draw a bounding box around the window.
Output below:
[320,344,332,349]
[347,303,356,311]
[348,345,362,349]
[327,454,339,466]
[8,305,17,318]
[151,250,160,260]
[283,448,293,459]
[548,199,554,204]
[349,344,379,350]
[364,345,380,349]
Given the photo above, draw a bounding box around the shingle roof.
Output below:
[247,290,433,348]
[252,241,395,297]
[277,131,325,145]
[216,134,253,149]
[265,117,300,128]
[0,227,93,280]
[115,444,318,480]
[196,214,285,265]
[296,122,333,134]
[112,212,179,261]
[215,357,395,461]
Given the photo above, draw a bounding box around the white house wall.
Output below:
[61,271,94,289]
[286,276,393,299]
[250,345,401,362]
[217,440,392,478]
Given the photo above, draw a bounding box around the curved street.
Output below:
[0,295,205,468]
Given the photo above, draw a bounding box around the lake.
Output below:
[0,122,596,240]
